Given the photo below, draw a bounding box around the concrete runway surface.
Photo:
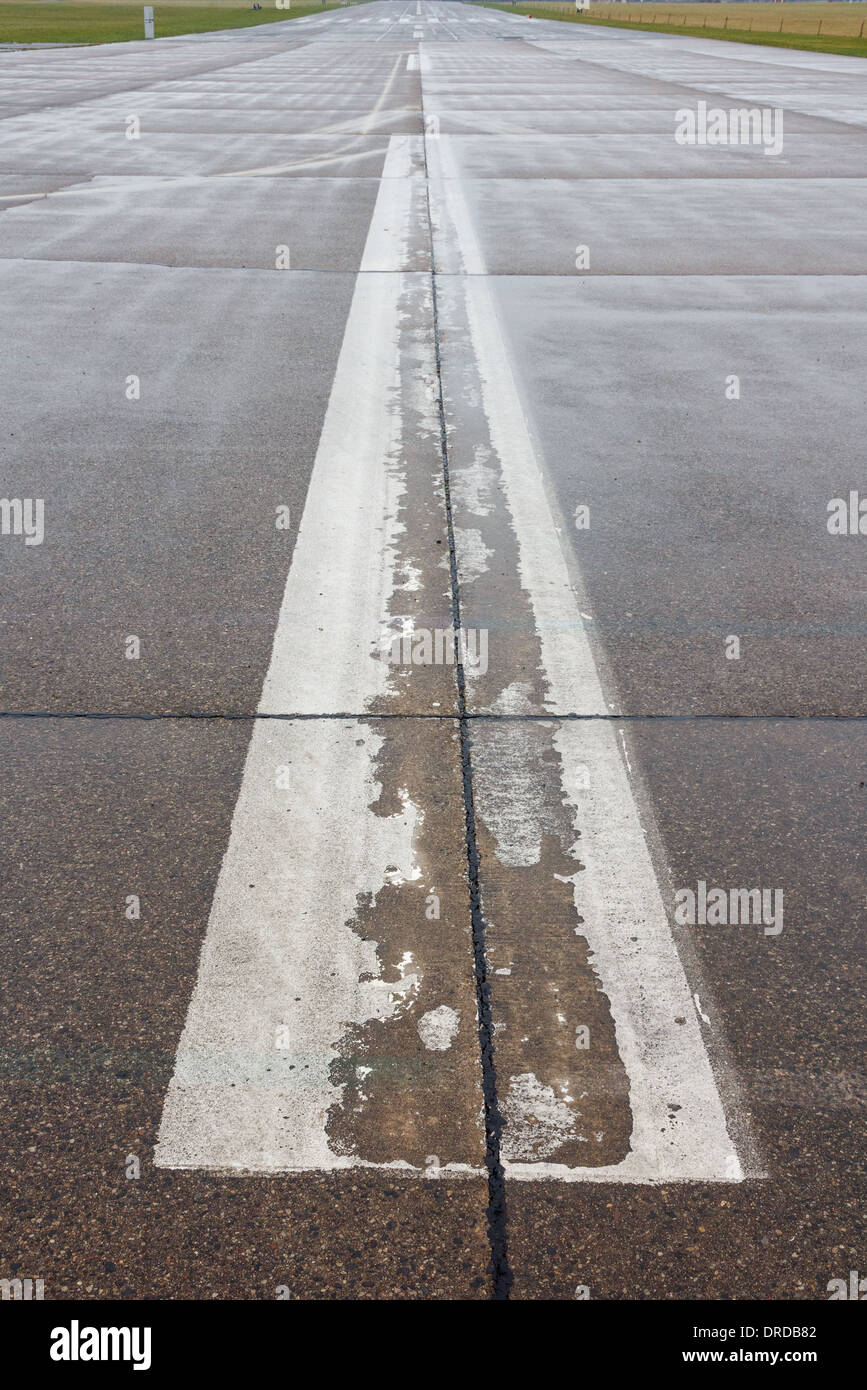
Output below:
[0,1,864,1300]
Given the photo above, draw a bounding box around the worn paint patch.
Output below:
[430,244,633,1167]
[501,1072,581,1162]
[324,206,482,1169]
[418,1004,461,1051]
[325,721,483,1169]
[453,526,492,585]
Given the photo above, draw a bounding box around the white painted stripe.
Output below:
[427,134,485,276]
[378,131,419,181]
[155,139,476,1175]
[407,53,419,71]
[157,84,750,1188]
[517,720,746,1182]
[256,275,405,716]
[430,113,749,1183]
[155,718,441,1173]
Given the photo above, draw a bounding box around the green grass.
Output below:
[0,1,345,46]
[483,4,867,58]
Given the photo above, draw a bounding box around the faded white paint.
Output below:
[501,1073,581,1162]
[156,137,479,1176]
[428,98,749,1182]
[453,526,492,585]
[417,1005,461,1051]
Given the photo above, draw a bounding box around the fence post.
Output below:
[817,19,822,34]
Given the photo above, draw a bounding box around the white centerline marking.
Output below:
[428,124,752,1183]
[155,139,482,1175]
[157,50,755,1185]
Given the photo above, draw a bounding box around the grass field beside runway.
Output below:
[484,1,867,58]
[0,0,352,46]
